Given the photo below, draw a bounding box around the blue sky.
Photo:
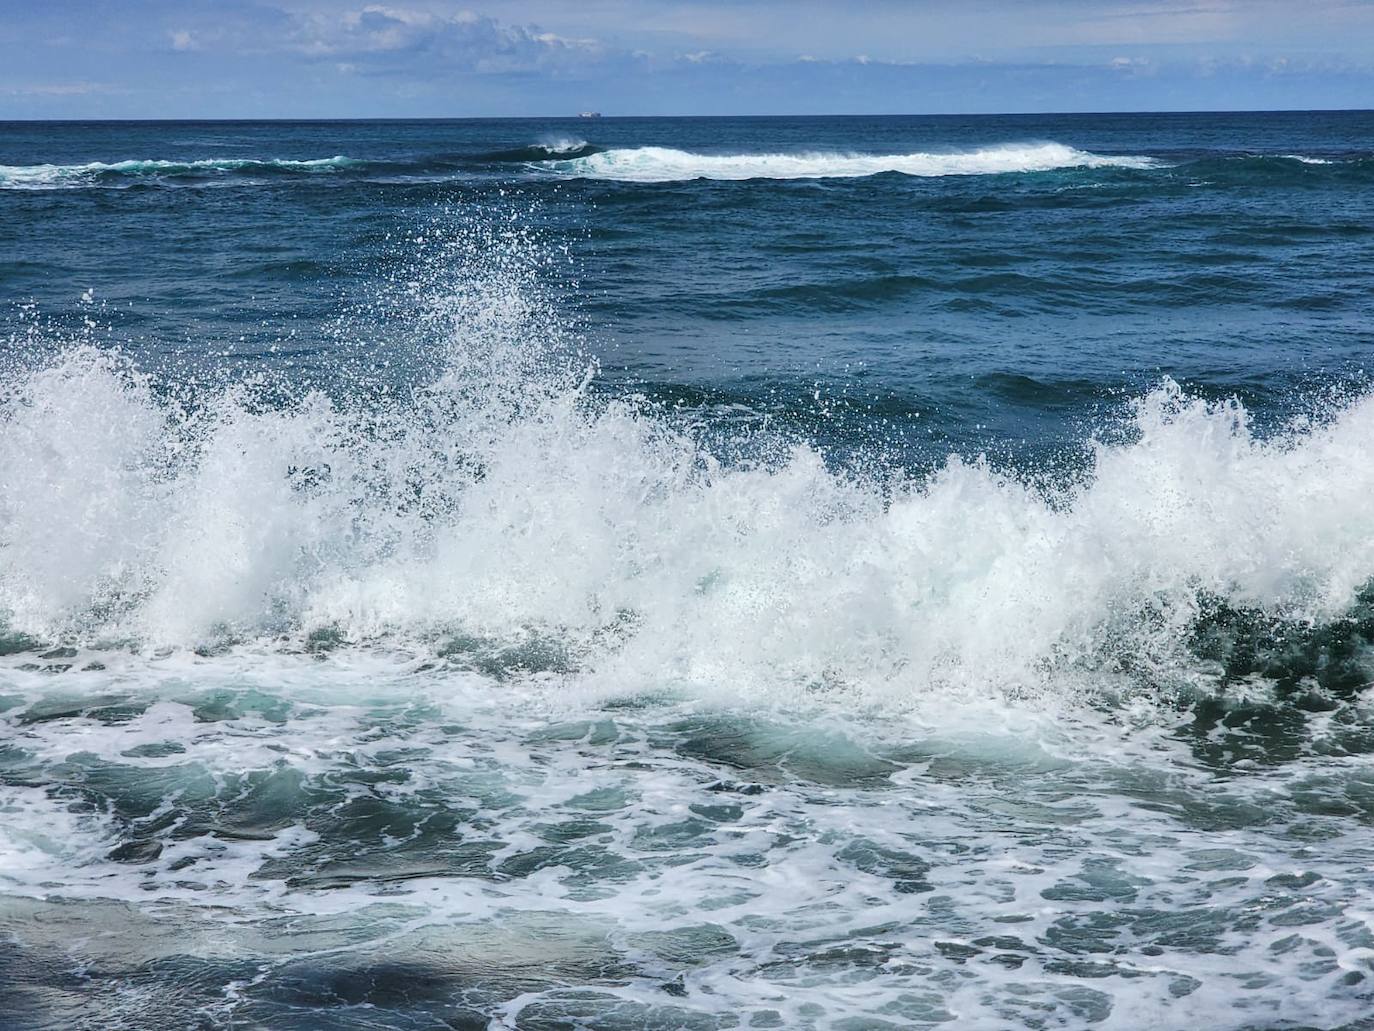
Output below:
[3,1,1374,117]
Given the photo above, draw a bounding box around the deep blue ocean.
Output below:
[3,113,1374,1030]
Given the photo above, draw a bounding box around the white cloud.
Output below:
[169,29,199,51]
[290,5,612,75]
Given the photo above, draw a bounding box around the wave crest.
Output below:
[538,142,1159,182]
[3,217,1373,706]
[0,156,360,189]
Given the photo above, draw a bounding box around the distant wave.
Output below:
[533,135,592,157]
[0,156,361,189]
[1172,152,1374,185]
[483,137,598,162]
[7,146,1365,191]
[537,142,1160,182]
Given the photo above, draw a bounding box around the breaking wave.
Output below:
[537,142,1159,181]
[0,156,361,189]
[3,217,1373,707]
[8,146,1368,192]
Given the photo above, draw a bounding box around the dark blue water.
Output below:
[3,114,1374,1030]
[6,113,1374,458]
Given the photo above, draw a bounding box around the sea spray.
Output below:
[3,210,1374,708]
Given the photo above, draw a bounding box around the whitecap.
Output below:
[538,141,1159,182]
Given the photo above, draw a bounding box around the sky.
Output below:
[2,0,1374,118]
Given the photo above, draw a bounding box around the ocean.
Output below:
[2,112,1374,1030]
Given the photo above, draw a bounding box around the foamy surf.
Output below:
[2,218,1371,710]
[3,653,1369,1030]
[0,155,361,189]
[538,141,1159,181]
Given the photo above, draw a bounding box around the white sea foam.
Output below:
[533,135,589,156]
[1,219,1371,707]
[0,658,1369,1030]
[0,155,359,189]
[538,142,1159,181]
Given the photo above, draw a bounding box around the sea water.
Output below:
[2,113,1374,1029]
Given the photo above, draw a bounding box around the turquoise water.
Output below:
[2,113,1374,1029]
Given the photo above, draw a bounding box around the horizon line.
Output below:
[3,106,1373,124]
